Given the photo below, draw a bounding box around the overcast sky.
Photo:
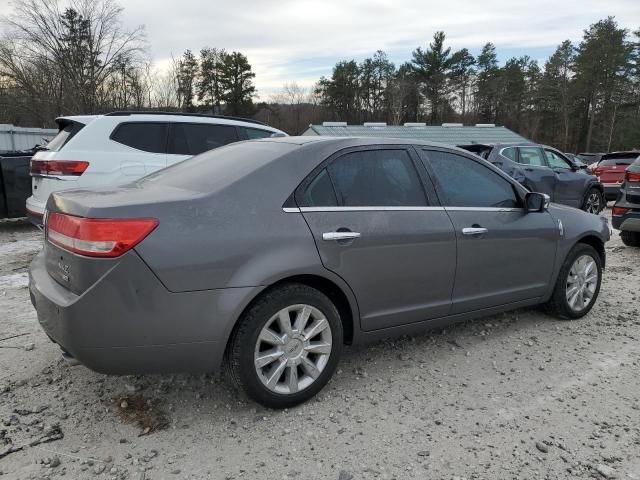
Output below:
[3,0,640,98]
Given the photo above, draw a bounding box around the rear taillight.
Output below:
[612,207,629,217]
[46,213,159,258]
[30,160,89,176]
[626,171,640,182]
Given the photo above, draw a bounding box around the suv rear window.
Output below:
[599,156,638,167]
[111,122,168,153]
[168,123,239,155]
[46,121,85,152]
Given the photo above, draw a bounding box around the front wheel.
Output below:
[544,243,602,319]
[226,283,343,409]
[582,187,604,214]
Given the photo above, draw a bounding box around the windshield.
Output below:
[45,121,85,152]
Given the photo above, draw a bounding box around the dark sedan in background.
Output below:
[460,143,605,214]
[30,137,609,408]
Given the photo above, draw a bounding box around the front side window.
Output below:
[423,150,520,208]
[168,123,239,155]
[111,122,168,153]
[545,149,572,169]
[327,149,427,207]
[244,127,273,139]
[517,147,545,166]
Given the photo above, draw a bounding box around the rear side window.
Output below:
[327,149,426,206]
[244,127,273,139]
[46,121,85,152]
[423,150,520,208]
[111,122,168,153]
[517,147,545,166]
[501,147,518,161]
[168,123,239,155]
[300,169,338,207]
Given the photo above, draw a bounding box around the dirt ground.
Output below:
[0,211,639,480]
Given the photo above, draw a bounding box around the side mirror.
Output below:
[525,192,550,213]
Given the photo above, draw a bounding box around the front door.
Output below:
[418,148,559,314]
[544,148,587,208]
[515,146,557,198]
[297,146,457,331]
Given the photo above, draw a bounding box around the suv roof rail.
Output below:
[104,111,268,127]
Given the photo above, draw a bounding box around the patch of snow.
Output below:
[0,272,29,289]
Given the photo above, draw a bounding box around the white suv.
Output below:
[26,112,286,224]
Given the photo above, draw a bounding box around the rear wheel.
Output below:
[226,283,343,409]
[621,230,640,247]
[583,187,604,214]
[544,243,602,319]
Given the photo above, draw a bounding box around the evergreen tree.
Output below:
[197,47,226,112]
[221,51,256,116]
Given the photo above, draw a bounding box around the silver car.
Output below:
[29,137,610,408]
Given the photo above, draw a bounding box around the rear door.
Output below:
[418,148,558,314]
[167,123,240,164]
[298,145,457,331]
[544,148,585,208]
[513,146,556,198]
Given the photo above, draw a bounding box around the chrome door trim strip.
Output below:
[283,206,525,213]
[298,206,446,212]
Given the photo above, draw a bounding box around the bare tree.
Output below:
[0,0,146,122]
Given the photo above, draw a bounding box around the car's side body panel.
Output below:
[31,137,611,376]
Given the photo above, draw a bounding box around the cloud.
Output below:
[4,0,640,97]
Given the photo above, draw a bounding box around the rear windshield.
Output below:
[599,155,638,166]
[46,121,84,152]
[139,140,297,192]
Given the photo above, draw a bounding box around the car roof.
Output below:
[55,112,283,132]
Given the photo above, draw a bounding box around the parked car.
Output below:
[30,137,609,408]
[459,143,605,214]
[577,152,605,166]
[25,111,287,225]
[612,155,640,247]
[565,152,587,167]
[590,151,640,201]
[0,148,36,219]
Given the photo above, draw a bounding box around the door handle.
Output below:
[322,232,361,241]
[462,227,488,236]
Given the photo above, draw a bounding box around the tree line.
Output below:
[307,19,640,152]
[1,0,638,153]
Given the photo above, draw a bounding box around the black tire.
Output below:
[225,283,343,409]
[582,187,604,214]
[544,243,602,320]
[620,230,640,247]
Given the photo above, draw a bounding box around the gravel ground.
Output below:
[0,212,639,480]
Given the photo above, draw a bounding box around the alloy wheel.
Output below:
[254,304,332,395]
[585,192,601,214]
[565,254,598,312]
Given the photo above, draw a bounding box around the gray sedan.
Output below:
[29,137,610,408]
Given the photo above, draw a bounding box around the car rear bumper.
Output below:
[28,249,259,374]
[612,212,640,232]
[25,196,45,226]
[602,184,622,200]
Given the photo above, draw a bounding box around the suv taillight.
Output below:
[612,207,629,217]
[46,213,159,257]
[626,171,640,182]
[30,160,89,176]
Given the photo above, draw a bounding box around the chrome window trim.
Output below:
[283,206,524,213]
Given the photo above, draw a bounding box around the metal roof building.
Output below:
[302,122,529,145]
[0,124,57,152]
